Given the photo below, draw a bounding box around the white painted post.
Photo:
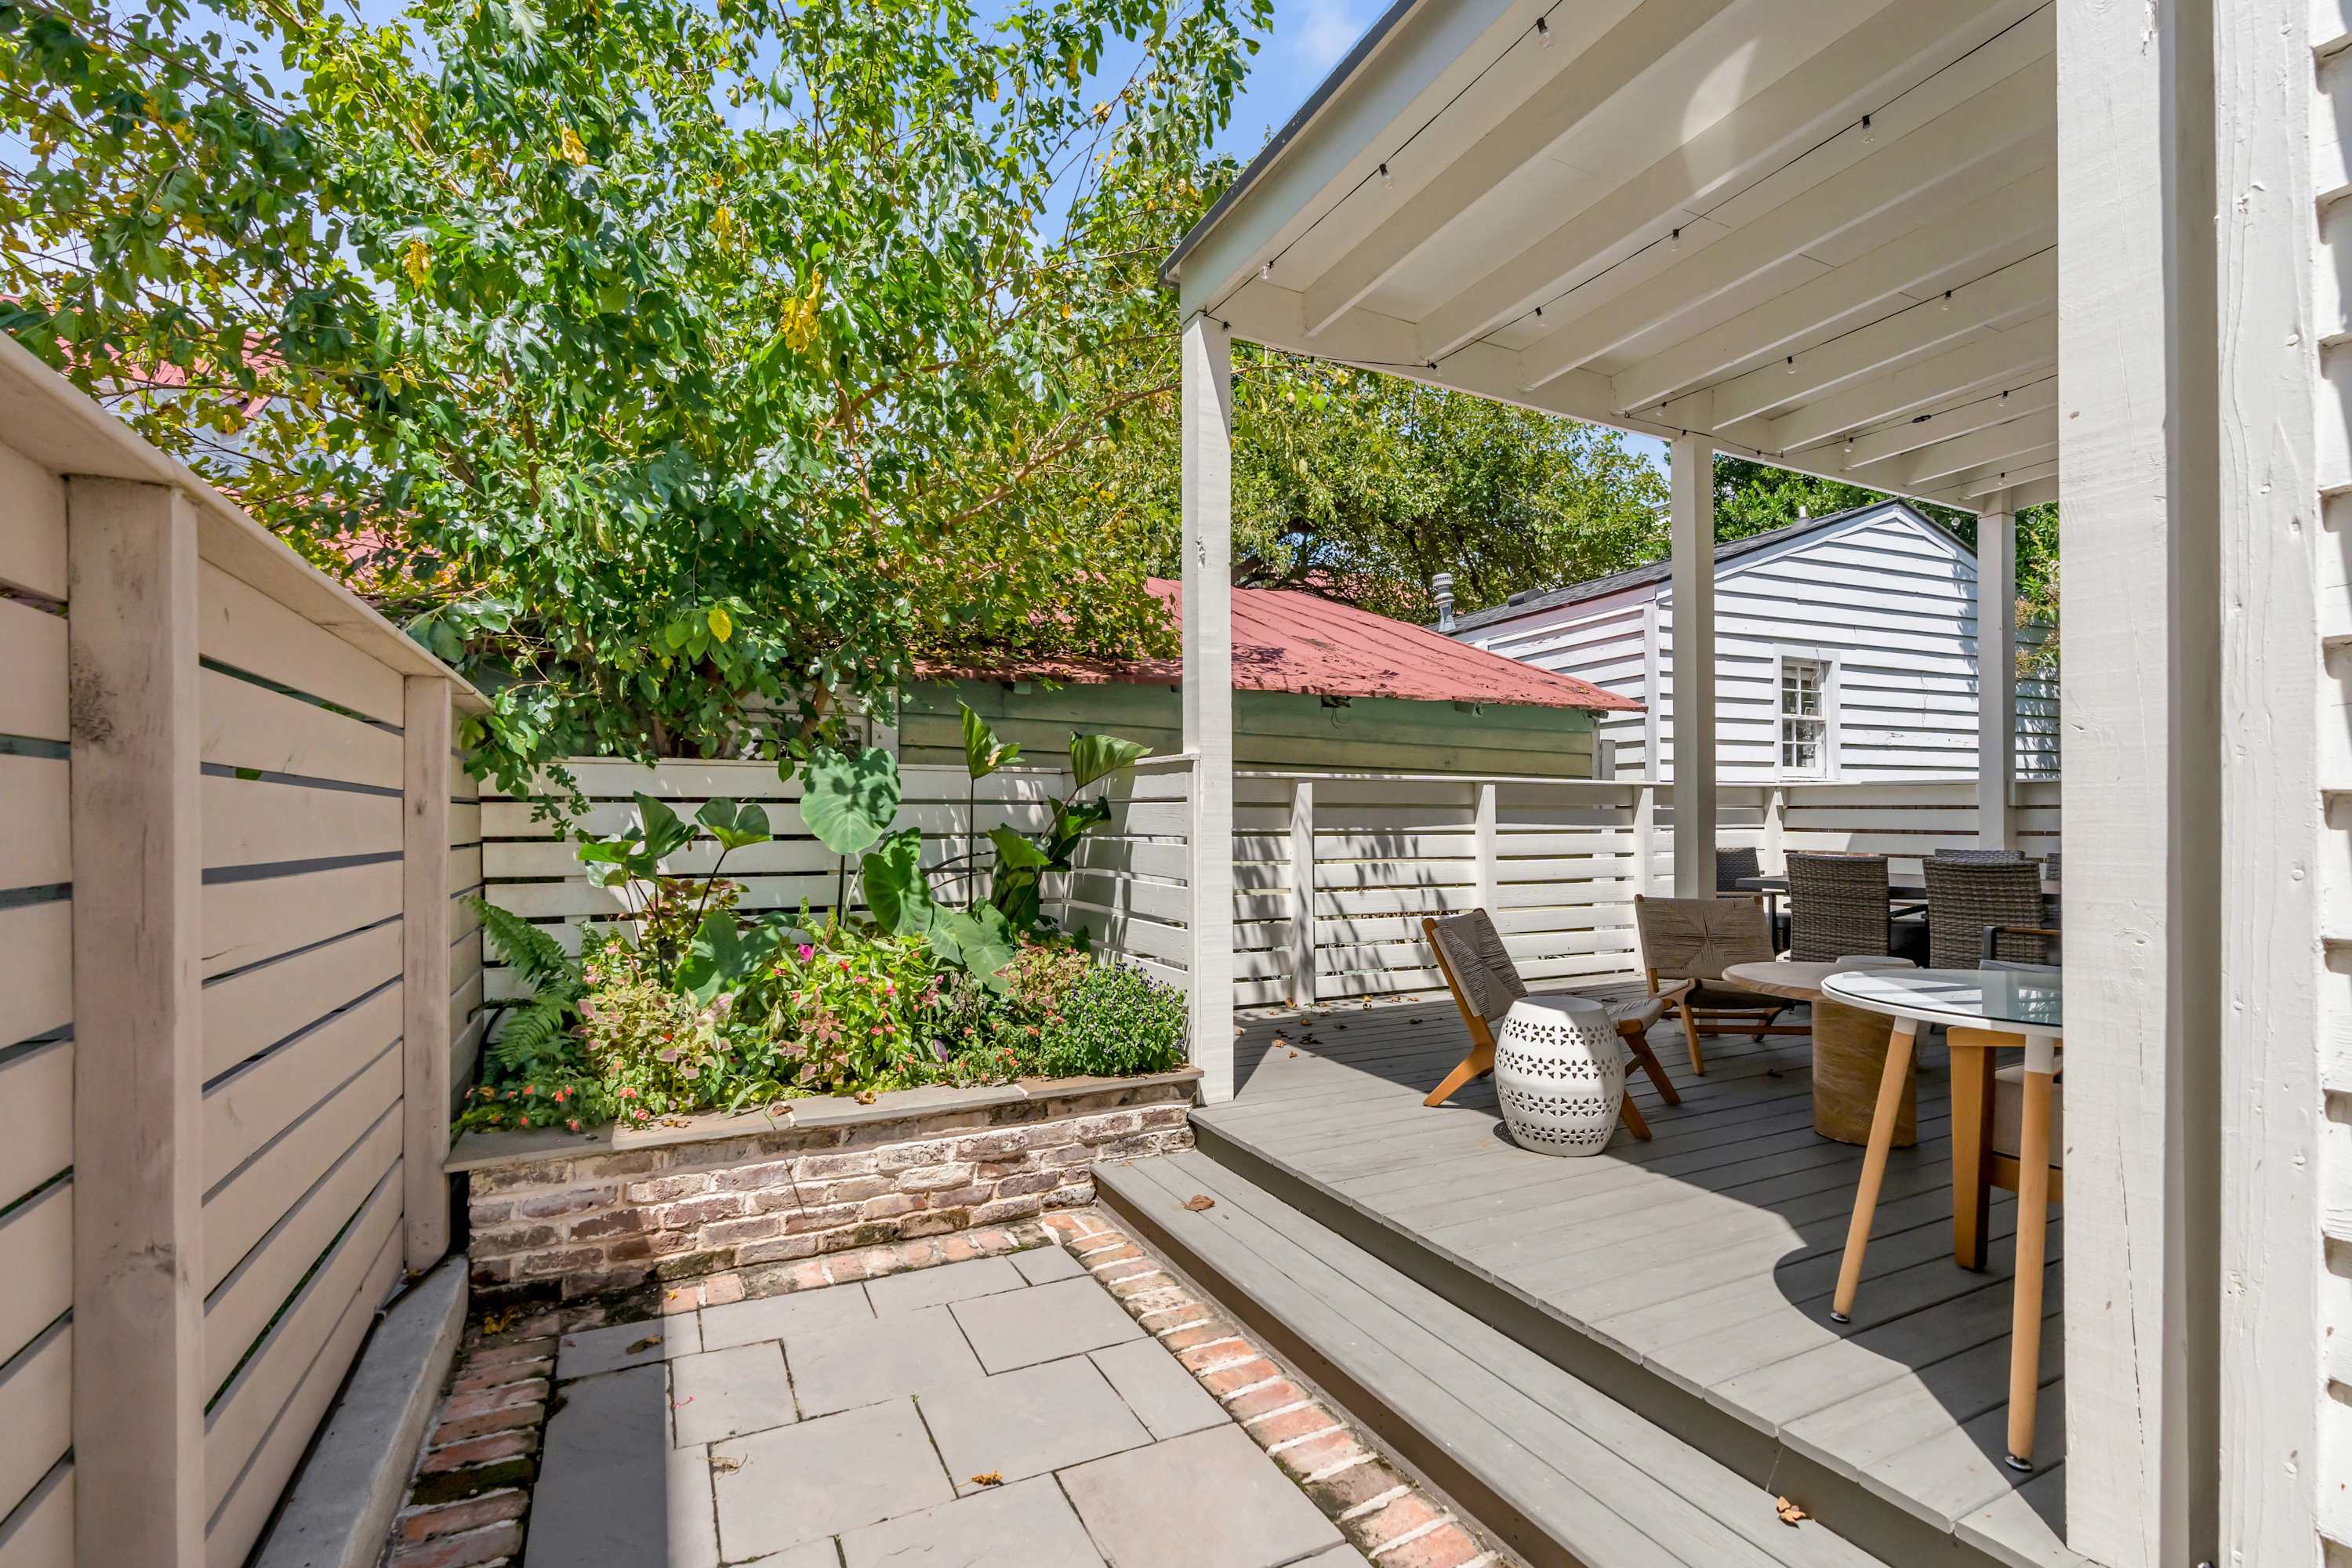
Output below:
[1639,599,1662,779]
[2057,2,2223,1558]
[1181,314,1236,1101]
[1975,495,2017,850]
[1668,430,1717,896]
[1474,781,1499,913]
[1631,781,1657,898]
[1287,778,1316,1007]
[403,674,454,1271]
[1762,786,1786,876]
[67,477,205,1568]
[2211,0,2320,1559]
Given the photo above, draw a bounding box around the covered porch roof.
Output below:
[1164,0,2058,516]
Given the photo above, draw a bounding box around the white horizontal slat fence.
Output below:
[0,338,481,1568]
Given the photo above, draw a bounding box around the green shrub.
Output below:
[1033,963,1187,1080]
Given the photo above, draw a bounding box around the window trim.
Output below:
[1773,651,1839,782]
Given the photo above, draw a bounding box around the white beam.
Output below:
[1669,429,1716,897]
[1901,408,2061,486]
[2056,0,2220,1554]
[1842,377,2058,467]
[1302,0,1737,338]
[1755,313,2054,452]
[1606,162,2054,411]
[1974,498,2016,848]
[1420,0,2041,361]
[1703,247,2056,426]
[1520,27,2054,388]
[1943,454,2059,501]
[1179,315,1236,1102]
[402,675,453,1271]
[2004,474,2057,510]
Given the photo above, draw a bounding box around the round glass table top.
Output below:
[1819,967,2063,1038]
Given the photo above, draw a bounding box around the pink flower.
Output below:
[568,1118,582,1132]
[797,944,815,960]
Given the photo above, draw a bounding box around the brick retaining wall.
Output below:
[455,1072,1199,1298]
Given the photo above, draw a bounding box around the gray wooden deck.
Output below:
[1183,996,2077,1568]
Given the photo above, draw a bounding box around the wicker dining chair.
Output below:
[1631,894,1802,1074]
[1929,848,2027,865]
[1784,852,1892,960]
[1924,857,2049,970]
[1715,845,1762,895]
[1421,909,1681,1127]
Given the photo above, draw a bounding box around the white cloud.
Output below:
[1289,0,1374,73]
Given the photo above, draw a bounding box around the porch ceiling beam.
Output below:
[1841,376,2058,466]
[1935,453,2059,501]
[1900,408,2061,486]
[1521,42,2055,390]
[2004,474,2056,510]
[1300,0,1743,340]
[1748,311,2055,452]
[1606,162,2054,412]
[1417,0,2046,362]
[1699,247,2055,426]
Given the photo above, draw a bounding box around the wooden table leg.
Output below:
[1947,1034,1997,1271]
[2005,1039,2057,1470]
[1831,1018,1918,1324]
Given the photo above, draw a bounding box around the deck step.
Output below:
[1097,1149,1903,1568]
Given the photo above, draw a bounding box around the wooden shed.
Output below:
[905,577,1639,777]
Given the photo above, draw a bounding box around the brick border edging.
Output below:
[385,1208,1508,1567]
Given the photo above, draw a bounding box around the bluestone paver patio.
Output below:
[523,1253,1350,1567]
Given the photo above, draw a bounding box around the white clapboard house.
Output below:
[1442,498,2051,782]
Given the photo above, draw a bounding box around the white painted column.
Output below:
[403,675,455,1271]
[1474,781,1500,913]
[67,478,205,1568]
[2056,2,2222,1559]
[1668,431,1717,897]
[1180,314,1236,1099]
[1287,779,1316,1007]
[1975,496,2017,849]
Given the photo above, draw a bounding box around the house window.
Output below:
[1779,659,1830,779]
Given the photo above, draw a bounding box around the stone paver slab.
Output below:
[1088,1338,1226,1440]
[1060,1424,1343,1568]
[917,1355,1151,1494]
[712,1399,953,1560]
[784,1303,986,1417]
[554,1315,702,1383]
[699,1279,873,1351]
[838,1475,1104,1567]
[951,1276,1144,1372]
[524,1365,717,1568]
[1011,1244,1087,1284]
[1300,1548,1374,1566]
[669,1342,795,1446]
[864,1255,1027,1316]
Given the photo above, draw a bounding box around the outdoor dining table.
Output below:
[1718,956,1915,1145]
[1818,967,2063,1472]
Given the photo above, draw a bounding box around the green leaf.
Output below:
[859,829,935,937]
[987,826,1050,872]
[797,746,900,856]
[706,605,733,642]
[695,797,772,851]
[1068,733,1151,790]
[931,906,1018,989]
[631,793,695,860]
[960,702,1021,779]
[674,909,782,1004]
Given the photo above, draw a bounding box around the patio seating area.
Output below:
[1102,996,2075,1568]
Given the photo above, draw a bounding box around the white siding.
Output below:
[1463,503,2057,782]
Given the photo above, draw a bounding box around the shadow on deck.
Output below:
[1176,995,2077,1568]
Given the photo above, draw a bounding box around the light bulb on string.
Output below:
[1536,15,1553,48]
[1860,114,1875,144]
[1378,163,1394,190]
[1785,356,1796,376]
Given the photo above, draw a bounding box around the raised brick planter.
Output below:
[450,1069,1199,1298]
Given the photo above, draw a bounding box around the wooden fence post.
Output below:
[1762,786,1787,874]
[403,675,454,1271]
[1632,782,1657,898]
[67,477,205,1568]
[1287,779,1316,1007]
[1474,781,1499,913]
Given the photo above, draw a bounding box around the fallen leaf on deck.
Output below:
[478,1306,521,1334]
[1287,1049,1298,1058]
[971,1472,1004,1487]
[1775,1497,1809,1526]
[1183,1195,1216,1212]
[627,1336,660,1355]
[710,1457,742,1475]
[855,1089,878,1105]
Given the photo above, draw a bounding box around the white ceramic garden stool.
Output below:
[1493,994,1626,1156]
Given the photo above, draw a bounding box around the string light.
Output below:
[1860,114,1875,144]
[1844,433,1857,455]
[1941,289,1953,312]
[1379,162,1394,189]
[1260,260,1273,281]
[1536,15,1553,48]
[1785,356,1797,376]
[1533,305,1544,318]
[1670,227,1682,251]
[1999,388,2010,405]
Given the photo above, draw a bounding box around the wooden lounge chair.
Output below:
[1631,894,1803,1074]
[1421,910,1680,1138]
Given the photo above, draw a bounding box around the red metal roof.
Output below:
[919,579,1642,713]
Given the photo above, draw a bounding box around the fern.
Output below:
[474,898,579,991]
[489,988,578,1073]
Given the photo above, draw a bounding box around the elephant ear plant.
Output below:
[798,704,1149,991]
[576,793,790,1003]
